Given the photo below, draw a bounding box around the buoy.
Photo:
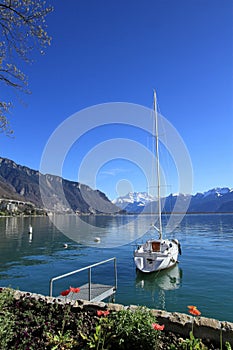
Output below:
[28,233,33,243]
[63,243,68,248]
[94,237,100,243]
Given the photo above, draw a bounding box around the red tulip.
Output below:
[97,310,110,317]
[69,286,80,293]
[60,289,70,296]
[152,323,165,331]
[188,305,201,316]
[189,308,201,316]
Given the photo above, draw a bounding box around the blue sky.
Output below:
[1,0,233,200]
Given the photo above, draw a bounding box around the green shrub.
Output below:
[0,288,15,349]
[86,306,161,350]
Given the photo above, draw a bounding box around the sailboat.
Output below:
[134,91,181,273]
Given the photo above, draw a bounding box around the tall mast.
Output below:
[154,90,162,239]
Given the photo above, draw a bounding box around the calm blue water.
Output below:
[0,214,232,322]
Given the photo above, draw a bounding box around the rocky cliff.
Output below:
[0,157,120,214]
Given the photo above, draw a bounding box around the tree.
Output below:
[0,0,53,135]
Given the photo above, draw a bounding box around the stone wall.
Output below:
[12,289,233,347]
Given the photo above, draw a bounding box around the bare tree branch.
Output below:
[0,0,53,135]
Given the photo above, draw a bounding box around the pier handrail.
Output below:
[49,257,117,298]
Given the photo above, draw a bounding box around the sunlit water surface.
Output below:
[0,214,232,322]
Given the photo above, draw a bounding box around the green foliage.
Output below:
[82,306,160,350]
[107,306,159,349]
[178,331,208,350]
[0,293,162,350]
[46,330,78,349]
[0,288,86,349]
[0,287,228,350]
[225,342,232,350]
[81,321,111,350]
[0,288,15,349]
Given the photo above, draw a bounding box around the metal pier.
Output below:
[49,257,117,302]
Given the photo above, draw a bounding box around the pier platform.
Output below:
[49,258,117,303]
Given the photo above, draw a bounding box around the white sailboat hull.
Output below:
[134,239,180,273]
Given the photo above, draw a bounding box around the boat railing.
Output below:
[49,257,117,301]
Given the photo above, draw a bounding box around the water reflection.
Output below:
[51,214,153,248]
[135,264,182,309]
[28,232,33,243]
[0,216,70,270]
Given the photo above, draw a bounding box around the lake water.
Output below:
[0,214,233,322]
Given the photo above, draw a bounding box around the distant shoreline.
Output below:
[1,211,233,218]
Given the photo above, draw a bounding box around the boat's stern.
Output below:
[134,249,163,273]
[134,239,179,273]
[134,255,144,271]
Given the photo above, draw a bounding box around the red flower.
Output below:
[60,289,70,296]
[69,286,80,293]
[60,286,80,298]
[97,310,110,317]
[152,323,165,331]
[189,308,201,316]
[188,305,201,316]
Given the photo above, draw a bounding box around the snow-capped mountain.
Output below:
[112,192,156,213]
[203,187,232,198]
[113,192,155,205]
[113,188,233,213]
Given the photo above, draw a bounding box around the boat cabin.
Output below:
[151,241,161,252]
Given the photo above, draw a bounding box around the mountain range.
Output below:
[113,188,233,213]
[0,157,119,214]
[0,156,232,214]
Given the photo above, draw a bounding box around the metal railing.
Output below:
[49,257,117,300]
